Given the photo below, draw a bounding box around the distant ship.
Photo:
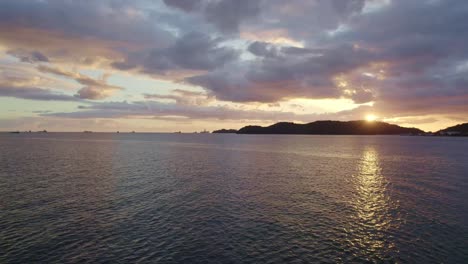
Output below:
[200,129,209,134]
[9,131,20,134]
[83,131,93,133]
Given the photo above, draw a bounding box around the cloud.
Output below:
[245,0,366,43]
[7,49,49,63]
[183,0,468,117]
[143,89,213,106]
[0,0,175,68]
[113,31,239,75]
[0,116,124,132]
[37,65,123,100]
[73,86,115,100]
[41,99,377,124]
[204,0,262,33]
[187,43,375,102]
[0,63,123,101]
[164,0,262,33]
[391,117,439,125]
[163,0,203,12]
[0,0,173,46]
[42,100,311,122]
[0,64,78,101]
[0,0,468,127]
[0,85,78,101]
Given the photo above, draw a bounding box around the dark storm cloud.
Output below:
[112,31,239,74]
[163,0,364,35]
[204,0,262,33]
[144,32,239,72]
[188,43,376,102]
[163,0,262,33]
[163,0,203,12]
[248,0,366,42]
[247,42,280,58]
[331,0,366,16]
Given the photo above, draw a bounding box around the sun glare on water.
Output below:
[366,114,378,122]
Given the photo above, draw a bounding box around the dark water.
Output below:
[1,133,467,263]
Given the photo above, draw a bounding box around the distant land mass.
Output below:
[437,123,468,136]
[236,120,424,135]
[4,122,467,136]
[212,129,238,134]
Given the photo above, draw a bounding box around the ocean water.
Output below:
[1,133,467,263]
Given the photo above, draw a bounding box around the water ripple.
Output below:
[1,134,468,263]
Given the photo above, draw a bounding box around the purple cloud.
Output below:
[0,85,78,102]
[37,65,123,100]
[0,0,467,125]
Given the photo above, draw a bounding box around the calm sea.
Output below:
[1,133,467,263]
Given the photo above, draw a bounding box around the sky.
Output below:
[0,0,467,132]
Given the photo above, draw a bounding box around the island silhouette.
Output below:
[235,120,424,135]
[212,120,437,135]
[212,129,238,134]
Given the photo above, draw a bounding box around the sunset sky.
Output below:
[0,0,467,132]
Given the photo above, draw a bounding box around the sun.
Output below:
[366,114,378,122]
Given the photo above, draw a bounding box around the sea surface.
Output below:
[1,133,467,263]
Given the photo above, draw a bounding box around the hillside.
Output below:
[437,123,468,135]
[237,120,424,135]
[438,123,468,133]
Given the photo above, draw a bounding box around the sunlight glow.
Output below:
[366,114,378,122]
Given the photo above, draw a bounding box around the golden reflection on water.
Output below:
[350,146,397,257]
